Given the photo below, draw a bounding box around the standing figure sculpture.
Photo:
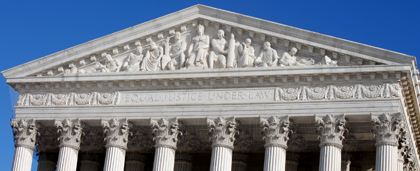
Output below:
[140,41,164,71]
[237,38,255,68]
[208,29,228,69]
[186,24,210,68]
[165,32,187,70]
[254,42,279,67]
[122,45,143,72]
[279,47,315,66]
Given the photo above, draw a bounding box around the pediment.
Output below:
[2,5,416,80]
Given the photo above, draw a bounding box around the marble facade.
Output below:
[3,4,420,171]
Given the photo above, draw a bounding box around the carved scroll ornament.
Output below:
[260,116,292,149]
[102,118,132,150]
[55,119,84,150]
[371,113,403,146]
[207,117,238,149]
[315,114,347,148]
[150,118,182,150]
[11,119,39,150]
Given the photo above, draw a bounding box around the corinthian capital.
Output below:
[55,119,84,150]
[11,119,39,150]
[315,114,347,148]
[102,118,132,150]
[150,117,182,150]
[207,117,238,149]
[260,116,292,149]
[371,113,403,146]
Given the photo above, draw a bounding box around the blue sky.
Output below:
[0,1,419,170]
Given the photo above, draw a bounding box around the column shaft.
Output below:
[12,147,34,171]
[56,147,79,171]
[103,147,126,171]
[125,161,145,171]
[397,159,404,171]
[263,146,286,171]
[375,145,398,171]
[174,161,192,171]
[319,145,341,171]
[80,161,100,171]
[210,146,232,171]
[152,147,176,171]
[37,160,56,171]
[231,161,246,171]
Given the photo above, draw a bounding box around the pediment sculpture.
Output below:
[37,24,341,77]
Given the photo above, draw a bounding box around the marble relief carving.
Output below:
[15,83,401,106]
[37,24,348,77]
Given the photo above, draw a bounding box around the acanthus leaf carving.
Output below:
[102,118,132,150]
[371,113,403,146]
[315,114,347,148]
[260,116,292,149]
[207,116,238,149]
[11,119,39,150]
[55,119,84,150]
[150,117,182,150]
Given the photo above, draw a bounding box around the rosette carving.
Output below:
[371,113,403,146]
[11,119,39,150]
[207,117,238,149]
[315,114,347,148]
[55,119,84,150]
[260,116,292,148]
[102,118,132,150]
[150,118,182,150]
[29,94,47,106]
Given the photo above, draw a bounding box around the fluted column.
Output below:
[372,113,403,171]
[125,153,146,171]
[285,153,299,171]
[341,154,351,171]
[102,118,131,171]
[55,119,84,171]
[11,119,39,171]
[315,114,347,171]
[151,118,182,171]
[37,152,57,171]
[208,117,238,171]
[231,154,247,171]
[260,116,292,171]
[79,153,100,171]
[174,153,193,171]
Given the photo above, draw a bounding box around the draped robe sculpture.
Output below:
[209,30,228,69]
[237,38,255,68]
[186,25,210,68]
[140,41,164,71]
[165,32,187,70]
[279,47,315,66]
[255,42,278,67]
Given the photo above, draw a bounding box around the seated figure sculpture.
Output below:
[279,47,315,66]
[186,24,210,68]
[237,38,255,68]
[140,41,164,71]
[122,45,143,72]
[165,32,187,70]
[208,29,228,69]
[254,42,279,67]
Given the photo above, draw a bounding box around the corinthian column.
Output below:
[150,118,182,171]
[11,119,39,171]
[55,119,84,171]
[260,116,292,171]
[207,117,238,171]
[102,118,131,171]
[315,114,347,171]
[371,113,403,171]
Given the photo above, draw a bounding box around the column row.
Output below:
[10,113,410,171]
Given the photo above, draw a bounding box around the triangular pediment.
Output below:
[2,5,416,80]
